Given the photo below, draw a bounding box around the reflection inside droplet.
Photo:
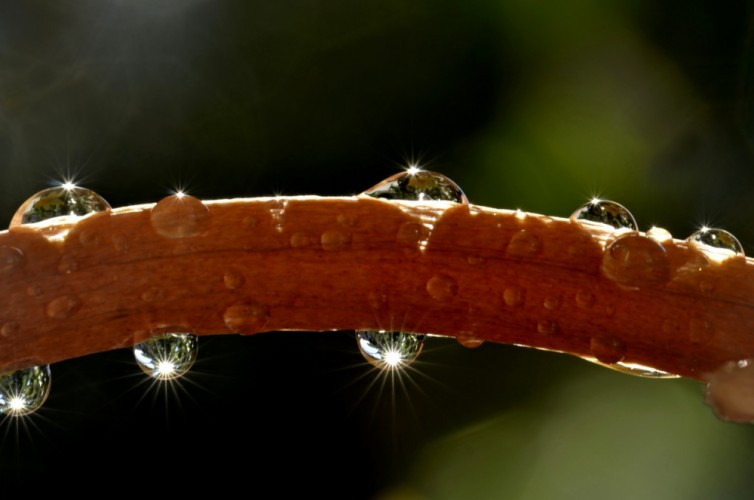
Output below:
[570,199,637,231]
[11,185,110,227]
[687,227,744,261]
[0,365,52,417]
[363,169,468,203]
[133,332,198,380]
[356,330,426,369]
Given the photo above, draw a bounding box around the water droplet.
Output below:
[426,274,458,302]
[78,229,101,247]
[337,213,357,226]
[321,229,351,251]
[290,232,317,248]
[363,169,468,203]
[150,194,210,239]
[10,185,110,227]
[602,362,678,379]
[646,226,672,243]
[467,256,484,265]
[0,246,24,274]
[356,330,426,369]
[456,335,484,348]
[223,302,270,334]
[111,234,129,253]
[705,359,754,422]
[575,289,595,308]
[141,287,164,303]
[396,222,429,247]
[0,365,51,416]
[58,255,78,274]
[590,337,626,364]
[601,234,670,288]
[503,286,525,307]
[224,270,245,290]
[570,199,637,231]
[270,200,287,233]
[687,228,744,259]
[537,320,557,335]
[1,322,18,337]
[506,230,541,258]
[543,295,562,310]
[45,295,81,319]
[133,333,198,380]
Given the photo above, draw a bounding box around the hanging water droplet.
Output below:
[570,199,637,231]
[133,333,198,380]
[593,360,679,379]
[363,169,468,203]
[0,365,51,417]
[356,330,426,369]
[11,185,110,227]
[456,335,484,348]
[589,336,626,364]
[687,227,744,259]
[150,194,210,239]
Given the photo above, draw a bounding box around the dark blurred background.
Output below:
[2,0,754,497]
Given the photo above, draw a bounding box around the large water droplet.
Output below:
[0,365,51,417]
[10,185,110,227]
[570,199,637,231]
[601,234,670,288]
[426,274,458,301]
[150,194,210,238]
[133,333,198,380]
[687,227,744,259]
[363,169,468,203]
[356,330,426,369]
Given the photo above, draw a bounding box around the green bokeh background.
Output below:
[2,1,754,496]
